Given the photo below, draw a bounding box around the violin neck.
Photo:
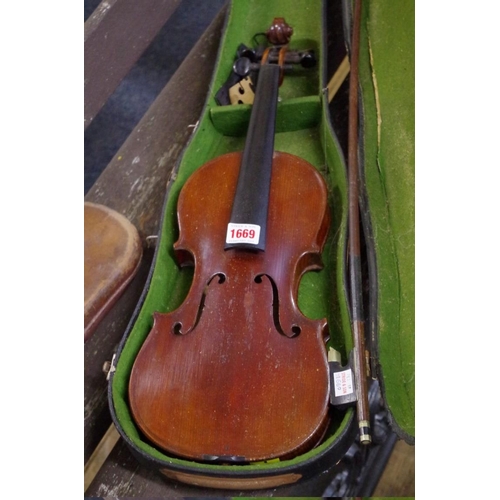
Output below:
[225,63,280,252]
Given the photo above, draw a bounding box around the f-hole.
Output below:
[254,274,301,338]
[173,273,226,335]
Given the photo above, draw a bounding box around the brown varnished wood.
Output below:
[129,151,331,462]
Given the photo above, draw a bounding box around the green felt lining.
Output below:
[109,0,415,475]
[358,0,415,440]
[210,96,322,136]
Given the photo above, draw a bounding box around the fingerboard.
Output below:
[224,63,280,251]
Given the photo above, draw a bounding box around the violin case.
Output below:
[107,0,414,489]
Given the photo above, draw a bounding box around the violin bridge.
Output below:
[229,76,255,105]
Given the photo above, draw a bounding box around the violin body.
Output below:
[129,150,331,462]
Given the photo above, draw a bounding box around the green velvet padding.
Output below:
[111,0,356,473]
[210,96,322,136]
[358,1,415,440]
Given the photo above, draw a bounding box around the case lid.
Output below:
[356,0,415,442]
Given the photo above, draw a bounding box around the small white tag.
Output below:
[226,223,261,245]
[333,369,354,397]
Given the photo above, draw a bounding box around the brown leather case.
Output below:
[84,202,142,341]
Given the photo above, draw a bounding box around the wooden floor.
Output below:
[373,439,415,497]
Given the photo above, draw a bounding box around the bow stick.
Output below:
[348,0,371,445]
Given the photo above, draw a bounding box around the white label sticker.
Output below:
[333,369,354,397]
[225,223,261,245]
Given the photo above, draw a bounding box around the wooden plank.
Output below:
[327,55,350,102]
[373,440,415,496]
[85,5,227,239]
[84,4,227,465]
[84,424,121,491]
[84,0,182,129]
[84,247,153,463]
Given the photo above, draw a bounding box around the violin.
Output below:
[129,18,331,463]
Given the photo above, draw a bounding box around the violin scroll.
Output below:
[215,18,315,106]
[266,17,293,45]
